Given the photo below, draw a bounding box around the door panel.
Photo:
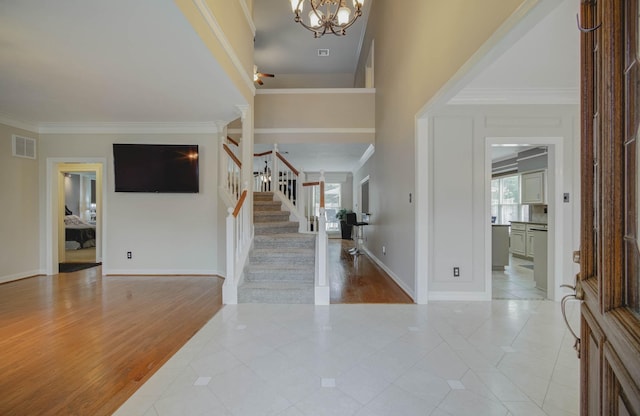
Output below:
[579,0,640,414]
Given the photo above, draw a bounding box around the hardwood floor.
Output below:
[0,268,223,416]
[0,241,409,415]
[329,239,413,303]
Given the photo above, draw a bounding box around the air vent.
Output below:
[12,134,36,159]
[317,49,330,57]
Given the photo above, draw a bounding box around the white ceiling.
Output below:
[0,0,246,126]
[0,0,578,170]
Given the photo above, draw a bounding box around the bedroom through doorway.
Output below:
[57,163,102,270]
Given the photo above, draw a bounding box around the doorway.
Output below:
[485,138,563,301]
[46,159,105,275]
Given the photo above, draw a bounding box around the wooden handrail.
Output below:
[227,136,239,147]
[276,152,300,176]
[232,190,248,218]
[253,150,272,157]
[223,144,242,168]
[320,181,325,208]
[303,181,320,187]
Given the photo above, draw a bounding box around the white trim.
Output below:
[354,144,375,173]
[516,151,548,162]
[0,113,39,133]
[428,291,491,301]
[255,128,375,134]
[193,0,255,94]
[449,88,579,106]
[363,247,416,302]
[238,0,256,36]
[103,269,224,276]
[256,88,376,95]
[0,270,44,285]
[38,122,222,134]
[414,116,430,304]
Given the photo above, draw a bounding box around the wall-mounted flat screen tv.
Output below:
[113,143,199,193]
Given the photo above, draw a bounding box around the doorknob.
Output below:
[560,274,583,358]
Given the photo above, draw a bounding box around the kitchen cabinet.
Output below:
[526,228,536,257]
[509,222,526,256]
[521,170,546,204]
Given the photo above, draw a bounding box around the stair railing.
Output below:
[223,186,251,304]
[253,144,308,229]
[220,140,242,205]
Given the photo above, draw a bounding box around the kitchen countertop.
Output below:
[509,221,548,225]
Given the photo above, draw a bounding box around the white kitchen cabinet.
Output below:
[510,222,526,256]
[526,226,536,257]
[521,171,546,204]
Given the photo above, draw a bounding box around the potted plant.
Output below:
[336,208,353,240]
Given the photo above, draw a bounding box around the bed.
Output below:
[64,215,96,249]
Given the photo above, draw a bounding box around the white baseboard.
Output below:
[102,269,223,277]
[0,269,44,284]
[362,247,416,302]
[428,291,491,301]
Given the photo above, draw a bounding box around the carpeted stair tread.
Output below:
[244,265,315,282]
[254,221,299,234]
[254,211,290,222]
[254,233,316,249]
[253,201,283,211]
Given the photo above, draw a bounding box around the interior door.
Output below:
[579,1,640,414]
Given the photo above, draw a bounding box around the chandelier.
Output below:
[289,0,364,38]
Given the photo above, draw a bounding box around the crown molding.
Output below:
[255,128,375,134]
[353,144,375,173]
[448,87,579,105]
[0,113,40,133]
[256,88,376,95]
[38,121,222,134]
[238,0,256,36]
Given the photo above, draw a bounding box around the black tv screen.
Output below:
[113,143,199,193]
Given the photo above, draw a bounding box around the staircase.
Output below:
[237,192,316,303]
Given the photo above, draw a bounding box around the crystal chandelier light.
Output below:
[289,0,364,38]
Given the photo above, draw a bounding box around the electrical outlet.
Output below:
[382,246,386,255]
[453,267,460,277]
[127,251,132,259]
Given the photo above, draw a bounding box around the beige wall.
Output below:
[38,132,224,276]
[0,124,40,283]
[353,0,526,297]
[175,0,255,102]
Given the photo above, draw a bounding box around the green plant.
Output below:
[336,208,352,221]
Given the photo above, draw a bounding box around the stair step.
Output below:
[254,192,275,202]
[254,200,283,211]
[245,264,314,282]
[254,233,316,249]
[254,211,290,223]
[254,221,299,235]
[238,281,314,304]
[249,248,314,264]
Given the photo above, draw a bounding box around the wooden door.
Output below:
[579,1,640,414]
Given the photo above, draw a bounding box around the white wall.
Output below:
[426,104,579,299]
[39,132,224,276]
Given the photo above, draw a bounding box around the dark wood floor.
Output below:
[329,238,413,303]
[0,240,410,415]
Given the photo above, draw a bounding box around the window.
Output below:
[491,175,529,224]
[314,183,341,231]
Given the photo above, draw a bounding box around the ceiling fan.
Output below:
[253,66,274,85]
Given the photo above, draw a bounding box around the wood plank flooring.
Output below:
[329,239,413,303]
[0,268,223,416]
[0,240,409,415]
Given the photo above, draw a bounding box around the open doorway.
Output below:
[486,138,563,301]
[54,162,103,273]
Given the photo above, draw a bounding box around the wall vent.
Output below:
[317,49,330,57]
[12,134,37,159]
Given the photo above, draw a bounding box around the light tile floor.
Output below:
[493,256,547,300]
[115,301,580,416]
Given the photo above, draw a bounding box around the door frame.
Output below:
[484,137,564,301]
[46,157,107,275]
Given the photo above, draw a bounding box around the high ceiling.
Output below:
[0,0,579,170]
